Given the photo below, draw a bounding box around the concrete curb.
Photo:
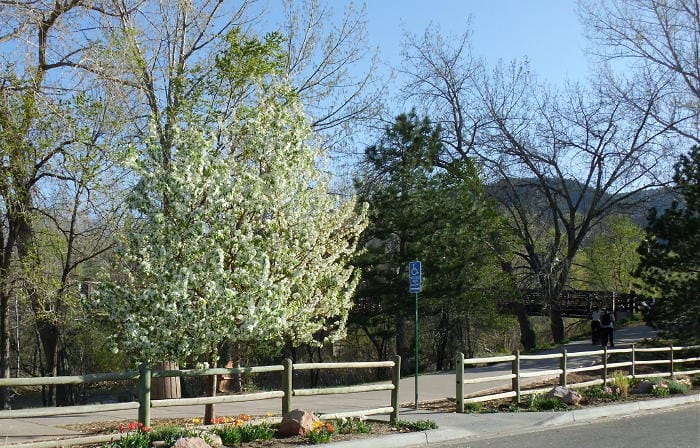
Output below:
[322,394,699,447]
[322,428,476,448]
[539,393,700,427]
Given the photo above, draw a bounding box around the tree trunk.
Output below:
[515,303,536,351]
[435,309,450,371]
[203,373,217,425]
[56,347,74,406]
[549,302,565,343]
[217,342,242,393]
[395,315,408,374]
[0,290,10,410]
[37,321,59,406]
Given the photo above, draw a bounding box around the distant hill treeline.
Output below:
[487,177,678,228]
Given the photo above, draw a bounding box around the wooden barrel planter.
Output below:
[151,361,181,399]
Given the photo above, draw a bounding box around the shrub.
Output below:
[690,375,700,388]
[650,381,670,397]
[208,416,274,445]
[527,394,569,411]
[393,420,438,431]
[210,425,242,445]
[104,422,151,448]
[583,385,617,400]
[582,385,605,399]
[463,402,484,413]
[104,432,150,448]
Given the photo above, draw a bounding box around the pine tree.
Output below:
[635,146,700,341]
[353,111,511,367]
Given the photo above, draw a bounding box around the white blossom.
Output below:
[95,83,367,363]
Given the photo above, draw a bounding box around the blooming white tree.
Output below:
[95,84,367,363]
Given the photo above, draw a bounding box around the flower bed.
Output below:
[64,415,437,447]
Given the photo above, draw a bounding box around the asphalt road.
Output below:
[434,404,700,448]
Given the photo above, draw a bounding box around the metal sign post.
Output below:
[408,261,422,410]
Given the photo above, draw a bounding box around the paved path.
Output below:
[0,324,657,444]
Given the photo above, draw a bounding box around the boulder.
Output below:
[278,409,320,436]
[563,389,582,405]
[547,386,581,405]
[172,438,212,448]
[547,385,570,400]
[631,380,654,394]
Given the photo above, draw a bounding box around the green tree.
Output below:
[575,214,644,293]
[353,111,510,368]
[0,1,124,407]
[417,168,513,363]
[353,111,438,367]
[635,146,699,341]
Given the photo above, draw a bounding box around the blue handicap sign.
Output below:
[409,261,422,293]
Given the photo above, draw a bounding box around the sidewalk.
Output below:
[0,324,660,444]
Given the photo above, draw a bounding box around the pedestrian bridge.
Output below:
[509,290,640,318]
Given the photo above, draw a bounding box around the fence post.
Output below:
[559,349,568,387]
[391,355,401,423]
[456,352,464,413]
[631,344,636,380]
[602,346,608,386]
[512,350,520,404]
[204,373,217,425]
[138,363,151,428]
[282,358,293,415]
[669,345,675,378]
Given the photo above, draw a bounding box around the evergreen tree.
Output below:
[635,146,699,341]
[353,112,510,367]
[352,111,438,367]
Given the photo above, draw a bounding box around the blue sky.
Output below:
[255,0,596,169]
[364,0,590,85]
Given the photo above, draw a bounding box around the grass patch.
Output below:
[463,402,484,413]
[527,394,569,411]
[612,371,631,398]
[394,420,438,431]
[148,425,201,445]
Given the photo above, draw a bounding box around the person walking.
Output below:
[600,308,615,348]
[591,308,602,345]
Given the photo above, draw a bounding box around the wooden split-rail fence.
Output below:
[455,345,700,412]
[0,356,401,448]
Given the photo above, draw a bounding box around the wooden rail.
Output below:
[0,355,402,448]
[456,344,700,412]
